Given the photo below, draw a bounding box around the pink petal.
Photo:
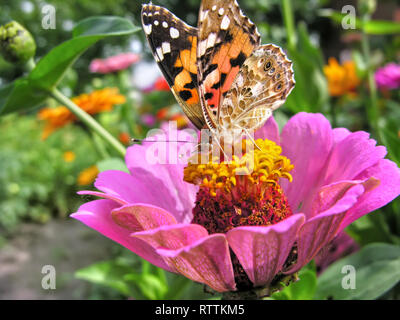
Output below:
[280,113,333,214]
[323,131,387,184]
[338,159,400,233]
[132,224,236,291]
[332,127,351,145]
[131,223,209,253]
[158,234,236,292]
[71,200,171,271]
[77,190,126,205]
[309,178,380,219]
[254,116,280,144]
[94,170,178,216]
[111,204,177,232]
[226,214,305,286]
[125,136,198,223]
[285,184,365,273]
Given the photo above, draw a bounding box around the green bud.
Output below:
[0,21,36,64]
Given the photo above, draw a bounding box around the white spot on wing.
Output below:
[200,9,209,22]
[212,5,217,11]
[170,27,179,39]
[156,47,164,61]
[144,24,152,35]
[220,16,230,30]
[218,8,224,16]
[154,20,159,26]
[162,21,168,28]
[162,42,171,54]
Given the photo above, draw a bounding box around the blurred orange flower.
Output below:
[170,113,189,129]
[323,58,361,97]
[38,88,126,139]
[77,165,99,186]
[63,151,76,162]
[156,107,169,120]
[118,132,131,145]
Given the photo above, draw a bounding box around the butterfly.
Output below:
[141,0,295,144]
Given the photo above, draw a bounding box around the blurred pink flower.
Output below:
[315,231,360,274]
[375,63,400,90]
[72,113,400,293]
[140,113,156,127]
[89,53,140,74]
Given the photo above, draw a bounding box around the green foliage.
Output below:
[97,157,129,173]
[316,243,400,300]
[75,253,210,300]
[270,262,317,300]
[0,16,138,115]
[284,22,329,114]
[320,9,400,35]
[0,114,99,232]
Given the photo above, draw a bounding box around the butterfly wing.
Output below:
[219,44,295,132]
[196,0,261,129]
[141,4,205,129]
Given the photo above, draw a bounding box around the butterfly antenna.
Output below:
[244,128,262,150]
[132,138,196,144]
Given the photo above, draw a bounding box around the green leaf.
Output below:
[319,9,400,35]
[72,16,140,37]
[0,78,48,114]
[29,16,139,91]
[364,20,400,35]
[0,16,139,115]
[315,243,400,300]
[271,262,317,300]
[124,273,168,300]
[75,260,136,296]
[378,116,400,167]
[97,157,129,173]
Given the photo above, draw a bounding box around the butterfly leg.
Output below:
[243,128,262,150]
[211,132,229,160]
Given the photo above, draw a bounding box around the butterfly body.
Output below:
[141,0,295,143]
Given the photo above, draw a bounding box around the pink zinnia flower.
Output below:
[71,113,400,295]
[89,53,140,74]
[375,63,400,90]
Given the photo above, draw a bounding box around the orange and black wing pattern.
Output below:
[141,4,205,130]
[196,0,261,129]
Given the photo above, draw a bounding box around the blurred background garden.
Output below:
[0,0,399,299]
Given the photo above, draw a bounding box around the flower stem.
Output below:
[50,88,126,157]
[282,0,296,51]
[360,8,381,142]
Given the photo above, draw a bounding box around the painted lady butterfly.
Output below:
[141,0,295,143]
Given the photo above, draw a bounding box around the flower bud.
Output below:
[0,21,36,64]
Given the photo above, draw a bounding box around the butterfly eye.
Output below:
[264,61,272,71]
